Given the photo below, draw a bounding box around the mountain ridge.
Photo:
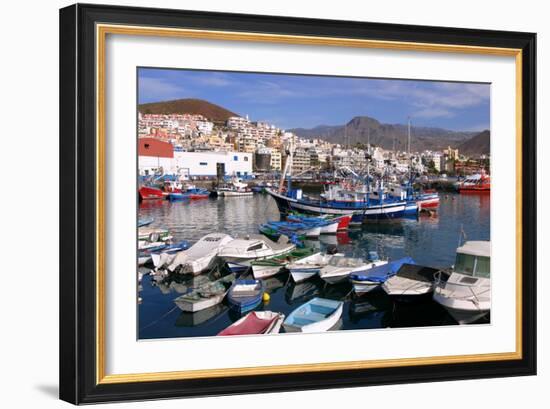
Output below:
[289,116,487,153]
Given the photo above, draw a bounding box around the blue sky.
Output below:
[138,68,490,132]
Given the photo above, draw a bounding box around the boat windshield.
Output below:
[455,253,490,278]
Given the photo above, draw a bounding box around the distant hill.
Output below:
[138,98,239,123]
[457,130,490,156]
[289,116,479,152]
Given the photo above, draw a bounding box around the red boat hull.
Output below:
[418,198,440,209]
[458,186,490,193]
[188,194,210,200]
[333,215,352,231]
[139,186,164,200]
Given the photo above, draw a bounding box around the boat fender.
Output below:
[149,232,160,242]
[262,293,270,302]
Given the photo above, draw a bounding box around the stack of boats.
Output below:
[138,226,193,266]
[259,213,352,244]
[141,215,491,331]
[139,180,212,202]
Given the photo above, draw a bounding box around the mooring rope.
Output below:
[139,305,179,333]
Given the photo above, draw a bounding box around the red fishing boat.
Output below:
[457,173,491,193]
[138,186,164,201]
[415,190,440,209]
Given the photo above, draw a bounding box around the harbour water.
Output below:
[138,191,490,339]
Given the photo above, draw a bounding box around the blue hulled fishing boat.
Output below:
[267,185,407,223]
[227,279,265,314]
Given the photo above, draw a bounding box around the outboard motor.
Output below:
[326,244,339,255]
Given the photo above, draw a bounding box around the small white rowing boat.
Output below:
[283,297,343,333]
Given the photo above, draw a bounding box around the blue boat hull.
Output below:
[267,189,407,221]
[228,294,262,313]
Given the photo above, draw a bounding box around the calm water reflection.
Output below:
[138,192,490,339]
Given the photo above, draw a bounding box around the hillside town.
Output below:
[138,111,490,181]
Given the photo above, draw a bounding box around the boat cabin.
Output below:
[454,241,491,279]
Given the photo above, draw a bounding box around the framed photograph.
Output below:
[59,3,536,404]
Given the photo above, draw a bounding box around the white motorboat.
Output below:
[218,234,295,267]
[433,241,491,324]
[216,179,253,197]
[382,263,441,301]
[319,255,388,285]
[165,233,234,275]
[287,252,342,283]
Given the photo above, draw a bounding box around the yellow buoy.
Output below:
[262,293,270,302]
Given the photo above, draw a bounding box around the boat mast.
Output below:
[407,116,411,156]
[406,116,415,196]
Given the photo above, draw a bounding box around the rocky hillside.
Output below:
[457,130,490,156]
[138,98,239,123]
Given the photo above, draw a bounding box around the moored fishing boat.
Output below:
[138,227,172,243]
[283,297,343,333]
[164,233,234,274]
[216,178,253,197]
[227,279,264,313]
[382,263,440,301]
[173,273,237,312]
[414,190,440,209]
[258,223,305,243]
[456,173,491,193]
[250,247,316,279]
[286,214,340,234]
[217,311,284,336]
[267,187,407,222]
[388,185,439,211]
[319,254,388,285]
[287,251,341,283]
[175,304,227,327]
[149,240,191,267]
[137,217,154,227]
[218,234,296,272]
[433,241,491,324]
[139,185,164,201]
[185,187,210,199]
[167,192,191,201]
[350,256,414,295]
[266,221,322,238]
